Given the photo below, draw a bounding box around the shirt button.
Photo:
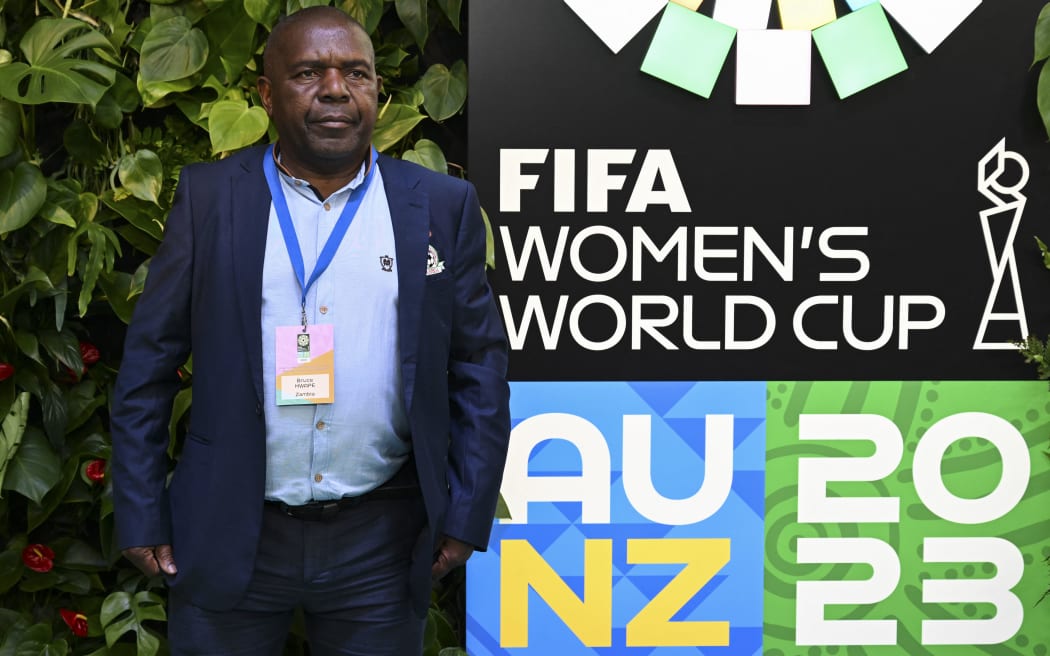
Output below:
[323,202,331,211]
[314,473,323,483]
[294,180,302,186]
[319,305,329,314]
[316,420,326,430]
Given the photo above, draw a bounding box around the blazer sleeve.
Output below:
[109,167,196,550]
[442,181,511,550]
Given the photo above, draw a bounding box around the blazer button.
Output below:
[255,403,262,416]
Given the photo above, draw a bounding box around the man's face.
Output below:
[258,16,381,175]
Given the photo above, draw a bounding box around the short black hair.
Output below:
[262,7,373,78]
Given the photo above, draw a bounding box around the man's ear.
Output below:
[258,76,273,116]
[376,75,384,95]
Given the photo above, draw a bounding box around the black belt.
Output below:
[266,464,420,521]
[266,483,419,520]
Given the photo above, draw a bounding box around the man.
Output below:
[110,7,510,654]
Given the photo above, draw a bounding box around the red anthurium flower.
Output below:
[22,544,55,573]
[60,609,89,637]
[79,342,100,366]
[0,363,14,381]
[85,459,106,483]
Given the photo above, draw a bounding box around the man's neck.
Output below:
[275,146,370,200]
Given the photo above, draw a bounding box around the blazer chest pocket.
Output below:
[422,273,454,331]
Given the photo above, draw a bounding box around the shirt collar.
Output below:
[271,142,372,202]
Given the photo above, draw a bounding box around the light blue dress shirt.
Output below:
[260,154,410,505]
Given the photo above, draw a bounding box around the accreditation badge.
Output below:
[275,324,334,405]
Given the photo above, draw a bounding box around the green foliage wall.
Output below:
[0,0,470,653]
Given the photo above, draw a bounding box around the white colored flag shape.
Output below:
[713,0,774,30]
[881,0,981,54]
[736,29,812,105]
[563,0,667,53]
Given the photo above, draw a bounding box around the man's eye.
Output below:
[298,70,319,78]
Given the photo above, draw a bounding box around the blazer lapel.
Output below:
[231,148,271,404]
[380,155,428,415]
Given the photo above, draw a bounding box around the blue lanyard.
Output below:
[263,144,377,330]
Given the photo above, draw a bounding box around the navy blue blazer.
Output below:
[110,145,510,613]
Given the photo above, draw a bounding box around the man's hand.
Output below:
[123,545,178,577]
[432,536,474,580]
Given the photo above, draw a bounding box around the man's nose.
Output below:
[319,68,350,100]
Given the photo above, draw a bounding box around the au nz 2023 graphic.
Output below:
[466,381,1050,655]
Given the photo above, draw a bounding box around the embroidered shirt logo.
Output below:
[380,254,394,272]
[426,245,445,276]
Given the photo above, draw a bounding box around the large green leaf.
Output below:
[0,99,18,157]
[0,18,116,106]
[27,435,105,531]
[481,207,495,270]
[108,73,141,113]
[131,260,151,299]
[201,0,257,85]
[0,267,53,317]
[0,162,46,235]
[100,591,165,656]
[1,427,61,505]
[418,60,466,121]
[435,0,462,32]
[117,149,163,204]
[39,328,82,373]
[15,332,42,365]
[424,607,458,656]
[139,17,209,83]
[373,103,424,152]
[84,645,137,656]
[98,272,137,324]
[1036,3,1050,65]
[395,0,428,49]
[27,447,80,532]
[63,120,107,165]
[392,85,424,107]
[37,378,68,447]
[73,223,122,317]
[341,0,385,34]
[0,545,24,595]
[91,72,139,128]
[102,191,164,241]
[0,392,29,493]
[375,43,411,77]
[66,381,104,433]
[0,622,67,656]
[54,537,109,571]
[1039,58,1050,140]
[137,74,197,108]
[287,0,331,13]
[92,93,124,130]
[245,0,280,29]
[208,99,269,153]
[401,138,447,174]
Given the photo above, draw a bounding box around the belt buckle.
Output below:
[318,500,340,520]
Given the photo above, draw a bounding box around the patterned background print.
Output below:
[468,381,766,655]
[764,381,1050,656]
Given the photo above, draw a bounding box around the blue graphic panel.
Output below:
[467,382,766,654]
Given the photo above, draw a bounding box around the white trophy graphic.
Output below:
[974,139,1029,350]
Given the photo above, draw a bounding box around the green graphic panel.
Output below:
[764,381,1050,655]
[812,3,907,99]
[640,3,736,99]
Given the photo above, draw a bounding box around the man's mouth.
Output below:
[312,116,354,128]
